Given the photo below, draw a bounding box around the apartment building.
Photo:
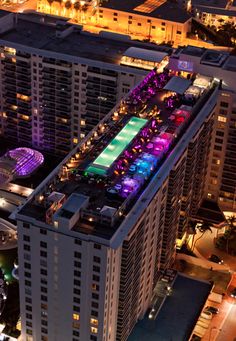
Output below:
[0,11,170,155]
[169,46,236,212]
[37,0,192,47]
[15,68,218,341]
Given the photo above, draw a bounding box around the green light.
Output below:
[87,117,147,175]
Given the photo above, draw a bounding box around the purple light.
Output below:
[8,147,44,177]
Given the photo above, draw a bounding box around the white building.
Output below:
[15,67,218,341]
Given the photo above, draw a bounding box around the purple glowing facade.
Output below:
[8,148,44,177]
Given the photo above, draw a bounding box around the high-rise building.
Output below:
[169,45,236,211]
[15,67,218,341]
[0,11,169,155]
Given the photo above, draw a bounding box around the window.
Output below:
[73,331,80,337]
[214,145,222,151]
[41,295,47,302]
[93,266,100,273]
[93,256,101,263]
[90,318,98,325]
[216,131,224,137]
[73,313,80,320]
[23,223,30,229]
[177,31,182,34]
[74,239,82,245]
[24,245,31,251]
[74,270,81,277]
[92,293,99,300]
[40,269,47,276]
[74,297,80,304]
[94,244,101,250]
[40,229,47,234]
[91,327,98,334]
[40,251,47,258]
[74,252,81,259]
[215,138,223,144]
[74,261,81,268]
[113,18,117,21]
[218,116,227,122]
[220,101,228,108]
[90,336,97,341]
[92,275,100,282]
[137,23,141,26]
[113,12,118,16]
[24,235,30,242]
[40,241,47,248]
[91,310,98,317]
[74,279,81,286]
[91,302,99,309]
[92,284,99,291]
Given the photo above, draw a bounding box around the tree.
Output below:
[217,21,236,46]
[190,220,212,251]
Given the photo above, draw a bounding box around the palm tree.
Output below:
[191,221,212,251]
[47,0,54,14]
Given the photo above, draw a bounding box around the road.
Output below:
[194,229,236,272]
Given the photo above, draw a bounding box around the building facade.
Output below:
[169,45,236,212]
[37,0,192,47]
[0,12,170,155]
[15,68,218,341]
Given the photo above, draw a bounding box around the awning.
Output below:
[164,76,192,95]
[123,47,168,63]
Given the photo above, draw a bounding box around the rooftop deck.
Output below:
[18,69,216,240]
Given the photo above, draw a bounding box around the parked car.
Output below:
[208,254,223,264]
[230,288,236,298]
[204,306,219,314]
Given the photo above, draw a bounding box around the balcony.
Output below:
[16,66,30,75]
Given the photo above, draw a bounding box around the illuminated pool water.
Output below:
[87,117,147,175]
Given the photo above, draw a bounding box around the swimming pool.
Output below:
[87,117,147,175]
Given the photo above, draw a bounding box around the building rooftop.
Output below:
[0,13,171,66]
[128,274,212,341]
[192,0,228,9]
[16,68,217,243]
[100,0,191,23]
[196,5,236,16]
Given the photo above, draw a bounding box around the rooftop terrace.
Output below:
[16,68,217,241]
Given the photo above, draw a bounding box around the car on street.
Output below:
[204,306,219,314]
[208,254,223,264]
[230,288,236,298]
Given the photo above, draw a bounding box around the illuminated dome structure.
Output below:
[8,148,44,177]
[0,148,44,185]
